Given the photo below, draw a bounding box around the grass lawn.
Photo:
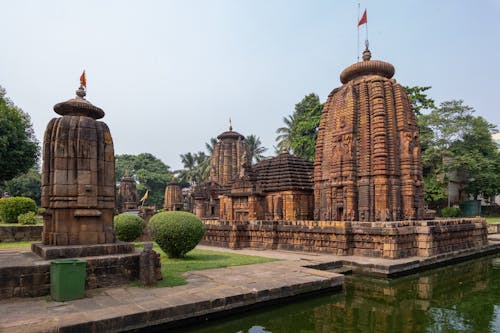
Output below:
[0,241,33,249]
[135,243,277,287]
[486,217,500,224]
[0,241,277,287]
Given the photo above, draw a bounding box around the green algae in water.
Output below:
[182,255,500,333]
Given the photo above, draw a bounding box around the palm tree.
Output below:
[275,114,295,154]
[205,137,218,155]
[246,134,268,163]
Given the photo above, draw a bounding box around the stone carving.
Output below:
[314,48,424,221]
[40,85,116,245]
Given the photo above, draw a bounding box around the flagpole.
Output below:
[357,3,360,62]
[365,11,369,48]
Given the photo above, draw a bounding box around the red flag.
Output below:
[80,70,87,88]
[358,9,367,26]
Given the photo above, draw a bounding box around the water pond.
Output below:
[183,255,500,333]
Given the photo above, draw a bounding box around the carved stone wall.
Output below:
[314,51,424,222]
[41,88,115,245]
[201,218,488,259]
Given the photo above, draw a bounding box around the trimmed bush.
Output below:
[18,211,38,225]
[148,211,205,258]
[0,197,37,224]
[114,213,144,242]
[441,207,463,218]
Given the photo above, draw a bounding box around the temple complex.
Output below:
[117,171,138,212]
[164,179,183,211]
[39,85,116,246]
[218,153,314,221]
[314,48,424,221]
[201,48,488,259]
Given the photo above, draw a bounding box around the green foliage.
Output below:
[0,196,37,224]
[17,211,38,225]
[177,151,210,185]
[246,134,268,163]
[419,99,500,202]
[0,168,41,205]
[115,153,172,208]
[0,86,40,182]
[114,213,144,242]
[441,207,463,218]
[275,93,323,160]
[423,175,447,206]
[404,86,436,115]
[148,211,205,258]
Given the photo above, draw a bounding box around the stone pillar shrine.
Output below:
[118,171,138,212]
[40,84,116,245]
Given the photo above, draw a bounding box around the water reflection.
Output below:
[182,255,500,333]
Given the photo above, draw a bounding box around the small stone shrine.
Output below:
[164,179,183,211]
[117,170,138,212]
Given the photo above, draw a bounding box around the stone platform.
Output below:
[31,241,135,260]
[0,247,141,299]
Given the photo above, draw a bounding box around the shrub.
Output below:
[0,197,37,223]
[441,207,463,218]
[148,211,205,258]
[114,213,144,242]
[18,211,38,225]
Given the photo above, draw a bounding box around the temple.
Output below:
[40,85,116,246]
[314,48,424,221]
[201,48,488,259]
[117,171,138,212]
[192,127,314,221]
[164,179,183,211]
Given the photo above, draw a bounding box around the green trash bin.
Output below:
[50,259,86,301]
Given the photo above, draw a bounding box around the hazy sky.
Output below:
[1,1,499,170]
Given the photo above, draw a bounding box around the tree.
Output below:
[115,153,173,208]
[177,151,210,185]
[404,86,436,115]
[246,134,267,163]
[275,114,295,153]
[275,93,323,160]
[0,86,39,181]
[419,100,500,204]
[205,137,217,155]
[0,168,41,205]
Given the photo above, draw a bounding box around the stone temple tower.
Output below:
[314,48,424,222]
[41,85,116,245]
[209,125,251,188]
[164,179,183,211]
[117,171,138,212]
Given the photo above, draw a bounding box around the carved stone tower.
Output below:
[209,125,251,188]
[117,171,138,212]
[41,85,116,245]
[164,179,183,211]
[314,48,424,221]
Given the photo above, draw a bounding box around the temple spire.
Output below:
[229,117,233,131]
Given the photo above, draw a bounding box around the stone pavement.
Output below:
[0,246,344,333]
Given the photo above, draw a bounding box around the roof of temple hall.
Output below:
[253,153,313,192]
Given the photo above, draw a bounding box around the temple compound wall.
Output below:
[202,218,487,259]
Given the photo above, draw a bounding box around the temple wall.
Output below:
[201,218,488,259]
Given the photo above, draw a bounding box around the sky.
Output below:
[1,0,500,170]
